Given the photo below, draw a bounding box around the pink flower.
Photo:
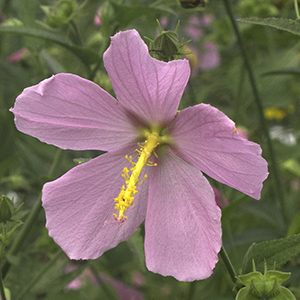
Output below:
[99,274,144,300]
[7,48,29,64]
[236,126,249,140]
[94,7,101,26]
[132,272,145,287]
[185,15,214,40]
[185,15,220,72]
[0,12,6,23]
[184,42,220,76]
[65,266,144,300]
[213,187,229,208]
[199,41,220,69]
[10,30,268,281]
[185,15,205,40]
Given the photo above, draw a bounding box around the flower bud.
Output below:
[179,0,206,9]
[0,195,15,223]
[148,21,191,62]
[41,0,75,29]
[56,0,73,18]
[238,0,279,18]
[96,2,115,33]
[236,269,296,300]
[150,31,180,61]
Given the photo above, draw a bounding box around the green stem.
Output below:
[187,281,197,300]
[70,20,83,46]
[223,0,288,225]
[15,249,63,300]
[219,245,238,286]
[0,0,10,11]
[88,263,120,300]
[0,224,7,300]
[0,274,6,300]
[295,0,300,19]
[233,64,246,123]
[88,25,119,81]
[2,148,64,277]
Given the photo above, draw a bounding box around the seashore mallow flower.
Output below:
[10,29,268,281]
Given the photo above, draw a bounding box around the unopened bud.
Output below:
[148,21,191,62]
[41,0,75,29]
[0,195,14,223]
[179,0,206,9]
[150,31,180,61]
[56,0,73,18]
[236,269,296,300]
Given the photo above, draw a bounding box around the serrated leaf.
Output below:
[0,25,99,65]
[242,234,300,274]
[237,18,300,36]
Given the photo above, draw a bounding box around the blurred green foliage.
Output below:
[0,0,300,299]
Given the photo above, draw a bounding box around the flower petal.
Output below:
[145,148,222,281]
[169,104,268,199]
[104,29,190,125]
[42,146,149,260]
[10,73,137,151]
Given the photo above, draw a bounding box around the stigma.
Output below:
[113,127,166,222]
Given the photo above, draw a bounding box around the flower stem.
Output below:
[0,274,6,300]
[295,0,300,19]
[219,246,238,286]
[223,0,288,225]
[88,263,120,300]
[70,20,83,46]
[15,249,63,300]
[2,148,64,277]
[88,24,119,81]
[187,281,197,300]
[0,224,7,300]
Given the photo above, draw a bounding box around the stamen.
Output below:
[114,129,164,222]
[146,160,157,167]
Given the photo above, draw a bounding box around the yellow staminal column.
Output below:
[114,128,163,223]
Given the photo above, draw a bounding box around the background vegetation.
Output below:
[1,0,300,299]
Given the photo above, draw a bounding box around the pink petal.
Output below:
[42,146,149,260]
[10,73,137,151]
[104,29,190,126]
[169,104,268,199]
[145,148,222,281]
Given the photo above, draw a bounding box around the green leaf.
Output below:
[111,3,171,27]
[237,18,300,36]
[262,68,300,77]
[281,159,300,178]
[242,234,300,274]
[126,226,146,272]
[0,25,99,65]
[221,196,245,221]
[287,211,300,237]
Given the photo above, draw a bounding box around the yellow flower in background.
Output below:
[264,105,295,121]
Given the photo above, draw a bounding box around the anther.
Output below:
[113,129,165,222]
